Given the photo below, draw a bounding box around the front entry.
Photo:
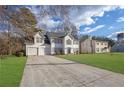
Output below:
[67,47,71,54]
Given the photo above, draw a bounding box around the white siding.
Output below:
[34,33,44,45]
[64,35,79,54]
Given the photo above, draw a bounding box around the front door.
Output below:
[67,47,71,54]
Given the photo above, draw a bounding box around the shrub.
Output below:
[15,51,24,57]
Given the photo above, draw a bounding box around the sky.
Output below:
[1,5,124,40]
[29,5,124,40]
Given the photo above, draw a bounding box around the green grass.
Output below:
[58,53,124,74]
[0,56,26,87]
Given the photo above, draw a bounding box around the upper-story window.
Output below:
[66,39,72,45]
[105,43,107,46]
[96,48,99,52]
[36,37,42,43]
[96,42,99,45]
[54,39,62,44]
[74,40,78,44]
[101,43,103,45]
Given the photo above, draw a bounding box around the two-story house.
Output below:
[25,31,79,56]
[80,38,110,53]
[111,33,124,52]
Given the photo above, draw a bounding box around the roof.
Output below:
[46,32,79,41]
[26,31,79,45]
[25,40,34,45]
[33,31,44,37]
[93,39,108,43]
[81,38,108,43]
[46,32,67,38]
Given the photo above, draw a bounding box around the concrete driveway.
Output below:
[20,56,124,87]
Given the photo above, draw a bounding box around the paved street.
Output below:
[20,56,124,87]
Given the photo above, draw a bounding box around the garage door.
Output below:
[27,47,38,56]
[39,47,45,55]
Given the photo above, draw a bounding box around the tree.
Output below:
[0,32,9,58]
[37,6,79,35]
[0,6,38,56]
[9,7,38,41]
[79,35,90,41]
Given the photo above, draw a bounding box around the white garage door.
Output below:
[39,47,45,55]
[27,47,38,55]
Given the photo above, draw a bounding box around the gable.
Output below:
[64,35,73,41]
[34,32,42,38]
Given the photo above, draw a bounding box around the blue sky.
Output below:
[1,5,124,40]
[78,7,124,39]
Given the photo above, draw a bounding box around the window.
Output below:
[54,39,62,44]
[96,48,99,52]
[52,39,55,43]
[36,37,42,43]
[74,40,78,44]
[66,39,72,45]
[96,42,99,45]
[105,43,107,46]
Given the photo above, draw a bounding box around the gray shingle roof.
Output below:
[46,32,67,38]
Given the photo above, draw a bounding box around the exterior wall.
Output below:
[50,38,64,54]
[111,41,124,52]
[111,33,124,52]
[73,44,79,54]
[80,39,93,53]
[50,35,79,55]
[80,39,109,53]
[64,35,79,54]
[44,45,51,55]
[50,38,55,54]
[64,35,73,54]
[117,33,124,42]
[26,32,46,56]
[34,33,44,45]
[94,41,109,53]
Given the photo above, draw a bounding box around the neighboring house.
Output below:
[25,31,79,56]
[80,38,110,53]
[111,33,124,52]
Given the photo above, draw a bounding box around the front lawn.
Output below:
[0,56,26,87]
[58,53,124,74]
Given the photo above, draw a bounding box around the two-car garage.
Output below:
[26,46,45,56]
[26,45,51,56]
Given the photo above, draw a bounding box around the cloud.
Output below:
[108,26,113,30]
[107,31,124,38]
[30,5,124,31]
[116,16,124,22]
[84,27,91,31]
[71,5,124,29]
[37,15,62,29]
[81,25,105,34]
